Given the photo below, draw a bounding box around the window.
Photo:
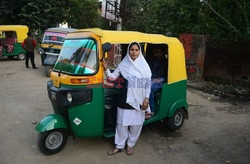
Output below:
[54,39,98,75]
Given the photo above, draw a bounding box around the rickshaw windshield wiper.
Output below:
[69,47,85,64]
[58,69,62,77]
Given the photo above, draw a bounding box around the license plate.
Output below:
[49,49,54,53]
[53,77,60,87]
[51,91,56,100]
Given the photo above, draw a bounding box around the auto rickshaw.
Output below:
[38,27,77,77]
[0,25,28,60]
[35,28,188,155]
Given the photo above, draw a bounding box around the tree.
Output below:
[122,0,249,40]
[18,0,65,31]
[66,0,102,28]
[200,0,249,40]
[0,0,102,31]
[0,0,27,24]
[122,0,151,32]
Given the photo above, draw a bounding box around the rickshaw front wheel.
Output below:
[165,108,185,131]
[45,66,53,77]
[37,129,68,155]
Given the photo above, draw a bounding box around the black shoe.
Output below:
[26,66,30,68]
[33,67,38,69]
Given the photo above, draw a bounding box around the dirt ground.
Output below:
[0,56,249,164]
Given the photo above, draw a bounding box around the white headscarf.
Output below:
[118,42,152,110]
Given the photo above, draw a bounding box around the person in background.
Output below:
[22,32,37,69]
[147,48,167,117]
[103,42,152,155]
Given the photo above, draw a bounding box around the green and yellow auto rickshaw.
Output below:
[0,25,28,60]
[35,28,188,155]
[38,27,77,77]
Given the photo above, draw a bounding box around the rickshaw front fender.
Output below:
[35,114,68,132]
[168,100,188,118]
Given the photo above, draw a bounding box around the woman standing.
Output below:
[103,42,152,155]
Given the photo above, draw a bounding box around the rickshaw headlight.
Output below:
[38,48,44,55]
[67,92,72,103]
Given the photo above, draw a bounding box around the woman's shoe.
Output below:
[126,146,134,155]
[107,148,124,155]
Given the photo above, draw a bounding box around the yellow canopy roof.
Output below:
[0,25,29,43]
[77,28,181,46]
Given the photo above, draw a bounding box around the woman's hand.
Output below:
[103,60,108,71]
[141,99,149,110]
[153,78,163,83]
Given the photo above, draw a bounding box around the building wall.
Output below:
[179,34,206,79]
[179,34,250,84]
[204,39,250,83]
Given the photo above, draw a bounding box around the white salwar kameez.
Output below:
[115,107,145,148]
[106,68,150,149]
[105,43,151,149]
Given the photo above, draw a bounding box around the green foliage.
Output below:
[18,0,64,30]
[1,0,248,40]
[0,0,26,24]
[0,0,101,31]
[201,0,250,40]
[67,0,102,28]
[122,0,150,32]
[123,0,249,40]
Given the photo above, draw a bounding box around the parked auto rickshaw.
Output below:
[38,27,77,77]
[0,25,28,60]
[35,28,188,155]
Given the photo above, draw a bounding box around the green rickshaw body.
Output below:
[67,86,104,137]
[0,25,28,59]
[36,28,188,138]
[1,43,26,56]
[144,80,188,124]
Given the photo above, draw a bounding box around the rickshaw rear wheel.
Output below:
[18,53,25,60]
[37,129,69,155]
[165,108,185,131]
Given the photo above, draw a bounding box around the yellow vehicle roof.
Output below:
[0,25,29,43]
[69,28,187,83]
[46,27,77,33]
[77,28,180,45]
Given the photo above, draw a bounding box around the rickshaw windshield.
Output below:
[42,32,67,45]
[53,39,97,75]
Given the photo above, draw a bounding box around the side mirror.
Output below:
[102,42,111,52]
